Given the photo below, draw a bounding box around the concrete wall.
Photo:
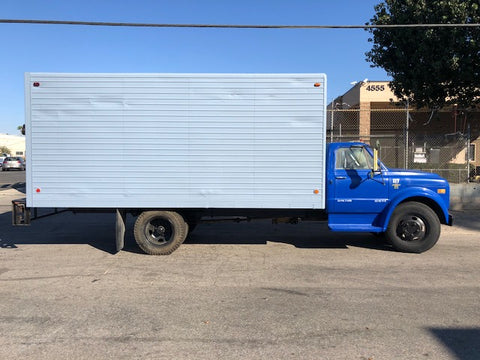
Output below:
[450,183,480,210]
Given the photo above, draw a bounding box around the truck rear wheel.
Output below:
[386,202,440,253]
[134,211,188,255]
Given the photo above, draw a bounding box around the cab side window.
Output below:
[335,147,372,170]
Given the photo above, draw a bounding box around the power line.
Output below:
[1,19,480,29]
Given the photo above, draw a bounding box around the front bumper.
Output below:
[448,213,454,226]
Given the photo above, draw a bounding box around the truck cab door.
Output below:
[328,145,389,231]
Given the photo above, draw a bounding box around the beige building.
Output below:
[332,80,398,138]
[329,81,479,176]
[0,134,26,158]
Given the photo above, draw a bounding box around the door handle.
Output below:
[335,176,346,179]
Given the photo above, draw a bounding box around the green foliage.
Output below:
[17,124,25,135]
[366,0,480,109]
[0,146,12,155]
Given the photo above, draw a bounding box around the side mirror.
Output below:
[369,148,381,179]
[373,148,379,172]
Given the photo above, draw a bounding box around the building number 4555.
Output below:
[365,85,385,91]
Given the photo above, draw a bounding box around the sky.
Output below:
[0,0,388,135]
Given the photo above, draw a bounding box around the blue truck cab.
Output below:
[326,142,452,253]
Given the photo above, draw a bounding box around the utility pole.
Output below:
[405,99,409,169]
[467,123,471,182]
[330,105,334,143]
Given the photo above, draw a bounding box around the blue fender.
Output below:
[379,187,450,232]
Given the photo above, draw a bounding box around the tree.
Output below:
[0,146,12,156]
[366,0,480,109]
[17,125,25,135]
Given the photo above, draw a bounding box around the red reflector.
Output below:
[314,83,321,87]
[33,82,40,87]
[35,188,41,193]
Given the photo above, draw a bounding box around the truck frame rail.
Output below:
[12,199,68,226]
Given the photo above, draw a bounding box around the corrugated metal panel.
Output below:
[26,73,326,209]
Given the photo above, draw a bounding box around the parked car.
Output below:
[2,157,25,171]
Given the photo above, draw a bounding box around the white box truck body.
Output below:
[25,73,327,210]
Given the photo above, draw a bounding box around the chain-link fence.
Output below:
[327,108,478,183]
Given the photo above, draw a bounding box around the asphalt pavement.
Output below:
[0,168,25,191]
[1,175,480,359]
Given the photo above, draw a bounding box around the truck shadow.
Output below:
[449,210,480,232]
[0,211,118,254]
[184,221,393,252]
[0,212,393,255]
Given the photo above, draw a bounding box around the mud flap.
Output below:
[115,209,126,253]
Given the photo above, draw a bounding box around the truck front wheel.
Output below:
[134,211,188,255]
[386,202,440,253]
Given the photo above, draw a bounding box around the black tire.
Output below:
[134,211,188,255]
[386,202,440,253]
